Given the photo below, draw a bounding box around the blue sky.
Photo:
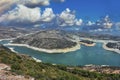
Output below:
[46,0,120,21]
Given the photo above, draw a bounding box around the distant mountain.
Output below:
[0,26,29,39]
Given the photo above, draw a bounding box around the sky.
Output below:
[0,0,120,33]
[48,0,120,21]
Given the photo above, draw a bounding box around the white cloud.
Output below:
[0,0,84,27]
[86,21,95,26]
[0,0,64,15]
[96,15,113,28]
[0,5,41,25]
[116,22,120,27]
[60,0,65,2]
[102,15,113,28]
[58,8,83,26]
[41,8,55,22]
[52,0,65,2]
[90,28,103,32]
[0,0,14,15]
[16,0,50,7]
[75,19,83,26]
[0,5,83,27]
[0,5,55,26]
[115,22,120,30]
[59,8,75,26]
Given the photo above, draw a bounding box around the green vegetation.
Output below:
[0,47,120,80]
[55,65,120,80]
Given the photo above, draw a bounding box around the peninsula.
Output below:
[11,30,80,53]
[103,42,120,54]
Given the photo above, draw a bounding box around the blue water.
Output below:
[0,40,11,44]
[1,40,120,66]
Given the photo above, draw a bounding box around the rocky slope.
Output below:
[0,45,34,80]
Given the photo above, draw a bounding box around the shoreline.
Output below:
[9,47,18,53]
[79,38,120,54]
[103,42,120,54]
[79,37,119,43]
[32,57,42,62]
[1,37,120,54]
[5,43,80,53]
[8,47,42,63]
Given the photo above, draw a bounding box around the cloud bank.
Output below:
[0,5,41,26]
[0,0,64,15]
[0,0,14,15]
[0,4,83,27]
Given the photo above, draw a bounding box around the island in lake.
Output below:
[79,40,96,46]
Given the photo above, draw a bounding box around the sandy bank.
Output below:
[9,47,18,53]
[5,43,80,53]
[103,42,120,54]
[32,57,42,62]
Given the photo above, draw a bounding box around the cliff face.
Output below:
[12,30,77,49]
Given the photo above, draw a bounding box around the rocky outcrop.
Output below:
[79,40,96,46]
